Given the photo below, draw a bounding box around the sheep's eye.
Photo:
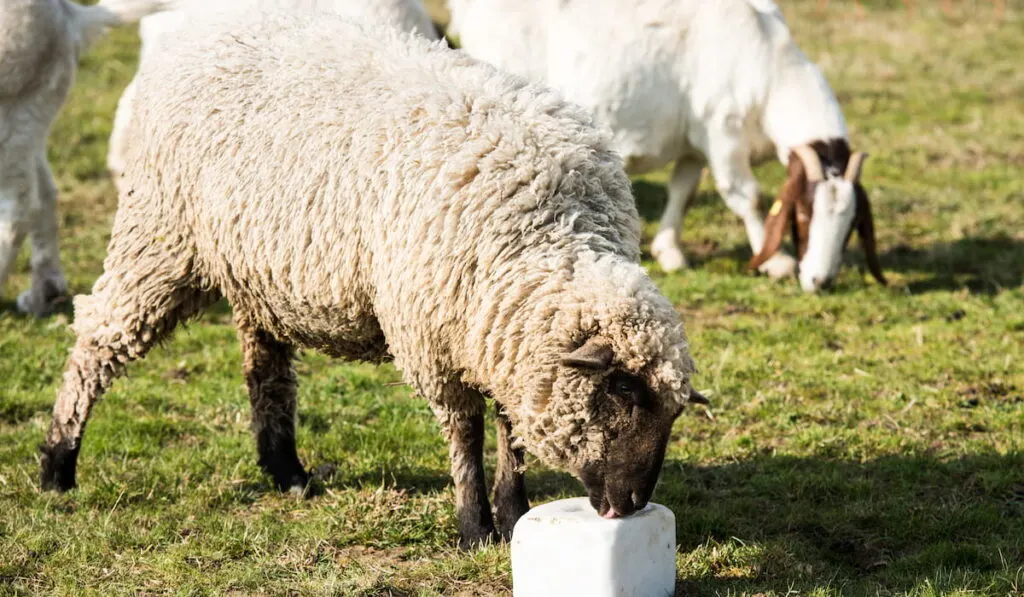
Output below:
[608,372,645,405]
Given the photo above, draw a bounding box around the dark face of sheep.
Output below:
[749,139,886,292]
[559,338,700,519]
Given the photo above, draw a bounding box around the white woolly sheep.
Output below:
[0,0,164,316]
[105,0,441,182]
[448,0,887,292]
[40,10,704,548]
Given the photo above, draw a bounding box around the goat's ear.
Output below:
[748,155,805,271]
[560,338,614,370]
[854,183,886,286]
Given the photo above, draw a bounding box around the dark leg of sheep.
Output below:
[40,219,213,491]
[237,319,308,494]
[493,403,529,541]
[447,409,497,549]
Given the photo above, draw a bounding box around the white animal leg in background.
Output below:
[17,156,68,316]
[107,76,136,182]
[706,135,797,280]
[651,159,703,273]
[0,191,28,298]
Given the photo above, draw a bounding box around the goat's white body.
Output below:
[449,0,849,276]
[106,0,439,180]
[0,0,163,315]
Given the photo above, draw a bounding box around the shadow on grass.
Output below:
[657,452,1024,593]
[880,236,1024,295]
[304,450,1024,592]
[634,179,1024,295]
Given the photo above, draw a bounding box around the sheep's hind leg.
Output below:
[237,319,309,494]
[17,157,67,317]
[493,402,529,541]
[435,388,497,549]
[40,231,213,491]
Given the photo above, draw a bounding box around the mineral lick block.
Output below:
[510,497,676,597]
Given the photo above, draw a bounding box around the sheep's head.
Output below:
[749,139,886,292]
[515,287,698,519]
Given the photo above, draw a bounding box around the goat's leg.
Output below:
[107,77,137,185]
[433,389,496,549]
[17,157,67,317]
[706,134,797,279]
[40,214,213,491]
[651,159,703,273]
[0,196,27,302]
[237,318,308,494]
[493,402,529,541]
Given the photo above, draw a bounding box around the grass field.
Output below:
[2,1,1023,595]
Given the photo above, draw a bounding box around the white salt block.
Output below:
[510,497,676,597]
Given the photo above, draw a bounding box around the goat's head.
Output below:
[749,139,886,292]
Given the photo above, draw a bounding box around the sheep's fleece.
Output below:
[106,0,440,180]
[50,11,696,488]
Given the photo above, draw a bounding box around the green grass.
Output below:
[2,1,1023,595]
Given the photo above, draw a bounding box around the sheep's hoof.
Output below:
[39,440,79,492]
[273,469,311,496]
[458,529,499,551]
[494,485,530,542]
[650,230,688,273]
[757,253,797,280]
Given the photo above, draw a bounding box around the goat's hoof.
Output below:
[651,231,688,273]
[757,253,797,280]
[17,282,69,318]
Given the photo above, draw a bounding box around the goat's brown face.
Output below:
[559,339,689,519]
[749,139,886,291]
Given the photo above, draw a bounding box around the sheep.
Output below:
[448,0,887,292]
[105,0,441,183]
[39,9,703,548]
[0,0,165,316]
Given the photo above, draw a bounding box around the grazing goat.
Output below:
[449,0,886,291]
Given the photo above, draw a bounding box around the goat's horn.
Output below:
[792,145,824,183]
[844,151,869,182]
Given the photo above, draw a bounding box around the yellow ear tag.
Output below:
[769,199,783,216]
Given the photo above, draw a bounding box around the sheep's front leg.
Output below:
[17,157,67,317]
[493,403,529,541]
[441,401,497,549]
[237,319,309,494]
[707,134,796,279]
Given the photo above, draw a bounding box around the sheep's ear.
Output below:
[560,338,614,370]
[854,183,887,286]
[687,389,710,405]
[748,153,805,271]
